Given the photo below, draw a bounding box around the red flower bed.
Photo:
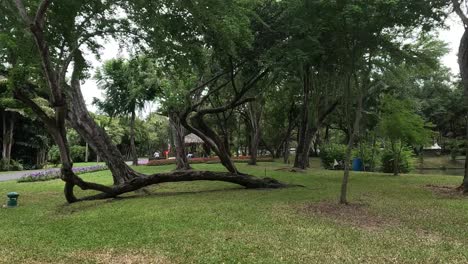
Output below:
[147,156,273,166]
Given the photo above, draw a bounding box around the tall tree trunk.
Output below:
[182,113,240,174]
[458,28,468,193]
[67,70,140,184]
[464,118,468,193]
[294,66,312,169]
[393,142,401,176]
[283,138,290,164]
[52,121,77,203]
[340,84,363,205]
[130,109,138,166]
[169,112,191,170]
[324,125,330,143]
[2,111,15,163]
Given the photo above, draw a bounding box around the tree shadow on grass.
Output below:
[55,186,262,214]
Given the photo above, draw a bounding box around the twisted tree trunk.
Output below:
[67,70,141,185]
[169,112,191,170]
[12,0,288,204]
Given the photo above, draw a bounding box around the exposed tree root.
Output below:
[64,170,290,203]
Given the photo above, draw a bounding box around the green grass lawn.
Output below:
[415,155,465,169]
[0,162,467,263]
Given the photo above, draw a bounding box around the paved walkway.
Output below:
[0,158,150,182]
[0,169,49,182]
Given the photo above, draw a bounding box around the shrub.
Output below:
[447,139,461,161]
[0,159,23,171]
[352,142,381,172]
[9,159,23,171]
[48,145,60,165]
[70,145,86,162]
[381,147,413,174]
[48,145,87,164]
[320,144,347,169]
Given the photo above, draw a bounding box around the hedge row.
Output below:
[18,165,108,183]
[147,156,274,166]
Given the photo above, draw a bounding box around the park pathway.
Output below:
[0,169,47,182]
[0,158,149,182]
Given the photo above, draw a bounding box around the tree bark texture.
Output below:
[130,109,138,166]
[2,111,15,162]
[458,28,468,193]
[294,66,312,169]
[169,112,191,170]
[67,69,140,184]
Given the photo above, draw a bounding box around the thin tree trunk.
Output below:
[6,115,14,161]
[340,84,363,205]
[130,109,138,166]
[85,143,89,162]
[2,111,14,163]
[247,101,263,165]
[393,143,401,176]
[283,138,290,164]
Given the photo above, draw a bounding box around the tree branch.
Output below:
[34,0,51,27]
[452,0,468,26]
[197,97,255,115]
[13,88,56,129]
[13,0,31,24]
[189,70,230,94]
[318,98,341,124]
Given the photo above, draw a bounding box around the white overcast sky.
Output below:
[80,14,466,113]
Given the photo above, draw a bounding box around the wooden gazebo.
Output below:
[184,133,204,145]
[184,133,209,157]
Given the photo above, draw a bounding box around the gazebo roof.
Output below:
[185,133,204,144]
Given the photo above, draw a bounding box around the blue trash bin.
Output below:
[352,158,363,171]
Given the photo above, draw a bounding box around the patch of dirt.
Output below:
[425,184,465,199]
[69,249,174,264]
[299,202,398,230]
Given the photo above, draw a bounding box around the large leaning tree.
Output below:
[94,57,159,166]
[1,0,286,203]
[125,0,289,174]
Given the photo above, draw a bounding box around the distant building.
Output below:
[423,143,442,156]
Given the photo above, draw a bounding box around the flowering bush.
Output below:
[147,156,274,166]
[18,165,108,183]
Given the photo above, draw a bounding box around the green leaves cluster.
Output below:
[378,95,432,148]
